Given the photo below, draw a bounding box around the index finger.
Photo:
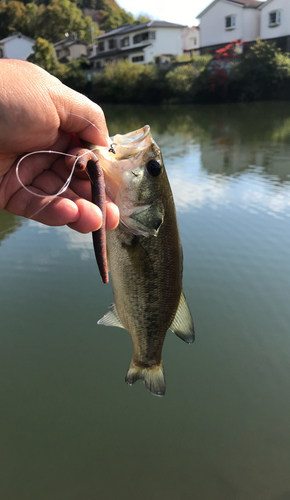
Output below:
[52,88,111,148]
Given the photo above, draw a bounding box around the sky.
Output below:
[117,0,266,26]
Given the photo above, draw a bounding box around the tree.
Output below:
[230,38,290,100]
[27,37,64,75]
[100,7,135,31]
[36,0,96,43]
[0,1,27,38]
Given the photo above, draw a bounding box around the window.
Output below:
[94,61,102,69]
[109,39,116,49]
[0,48,3,58]
[132,55,144,62]
[225,15,236,30]
[121,37,129,47]
[133,32,155,44]
[269,10,281,27]
[98,41,104,52]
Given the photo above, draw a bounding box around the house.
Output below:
[54,36,88,63]
[260,0,290,52]
[197,0,263,54]
[89,21,185,70]
[182,26,200,55]
[0,33,35,60]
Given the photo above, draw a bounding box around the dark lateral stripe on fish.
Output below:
[76,150,109,284]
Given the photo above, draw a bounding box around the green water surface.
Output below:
[1,102,290,500]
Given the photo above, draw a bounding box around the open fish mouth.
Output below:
[104,125,152,162]
[111,125,151,149]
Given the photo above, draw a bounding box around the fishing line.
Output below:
[0,110,110,236]
[0,151,84,237]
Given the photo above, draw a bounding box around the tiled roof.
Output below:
[54,37,88,47]
[98,20,185,39]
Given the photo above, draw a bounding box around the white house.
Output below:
[0,33,35,60]
[89,21,185,70]
[182,26,200,55]
[197,0,263,54]
[54,36,88,63]
[260,0,290,52]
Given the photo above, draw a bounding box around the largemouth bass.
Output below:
[88,125,194,397]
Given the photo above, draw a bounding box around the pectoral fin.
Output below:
[97,303,124,329]
[169,291,195,344]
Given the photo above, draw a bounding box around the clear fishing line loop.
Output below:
[1,111,110,233]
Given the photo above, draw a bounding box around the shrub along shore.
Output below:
[31,38,290,104]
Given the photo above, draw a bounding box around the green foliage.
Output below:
[91,60,170,104]
[36,0,94,43]
[28,38,90,93]
[100,8,134,31]
[229,38,290,101]
[165,55,212,102]
[0,1,27,38]
[27,37,64,74]
[0,0,99,42]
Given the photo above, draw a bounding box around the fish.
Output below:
[86,125,194,397]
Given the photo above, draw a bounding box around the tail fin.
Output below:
[125,361,166,397]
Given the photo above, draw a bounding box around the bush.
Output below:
[165,54,212,102]
[90,60,170,104]
[229,38,290,101]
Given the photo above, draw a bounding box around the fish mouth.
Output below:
[111,125,151,149]
[107,125,152,161]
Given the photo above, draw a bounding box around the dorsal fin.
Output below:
[169,291,195,344]
[97,303,124,329]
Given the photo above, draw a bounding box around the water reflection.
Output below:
[105,102,290,217]
[104,101,290,183]
[0,211,23,246]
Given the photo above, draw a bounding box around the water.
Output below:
[1,102,290,500]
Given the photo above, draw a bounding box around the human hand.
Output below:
[0,59,119,233]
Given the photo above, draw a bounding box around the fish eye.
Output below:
[146,159,161,177]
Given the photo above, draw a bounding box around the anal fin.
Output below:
[169,291,195,344]
[97,303,124,329]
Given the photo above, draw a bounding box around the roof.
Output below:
[54,37,88,47]
[0,32,35,44]
[89,43,152,60]
[232,0,262,5]
[259,0,274,8]
[98,20,186,40]
[197,0,263,18]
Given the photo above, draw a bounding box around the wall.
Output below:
[199,0,260,48]
[243,7,260,42]
[125,27,183,63]
[260,0,290,40]
[2,37,34,60]
[69,43,87,60]
[182,27,200,52]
